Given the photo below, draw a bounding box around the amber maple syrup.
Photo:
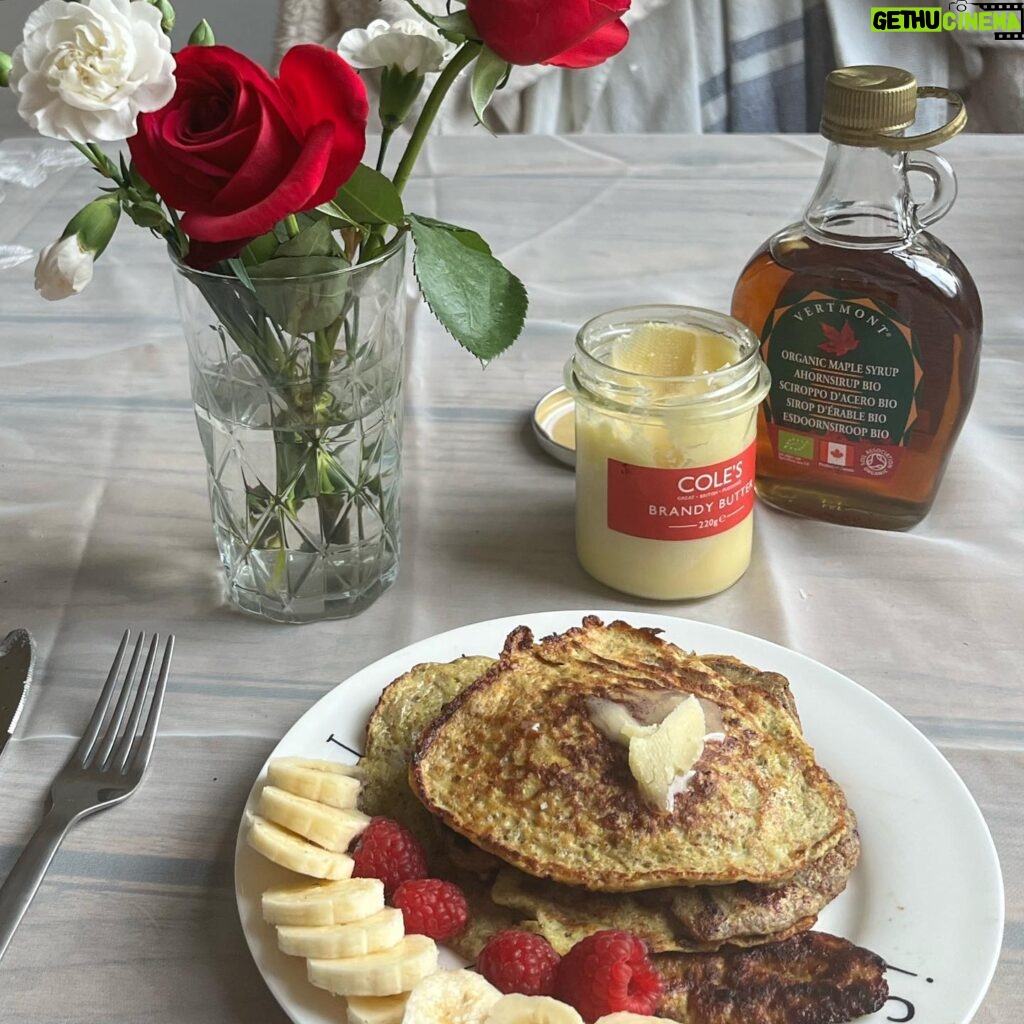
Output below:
[731,67,982,530]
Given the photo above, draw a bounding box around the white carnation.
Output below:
[34,235,95,300]
[9,0,176,143]
[338,18,451,76]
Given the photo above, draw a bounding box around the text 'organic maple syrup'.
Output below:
[731,66,982,530]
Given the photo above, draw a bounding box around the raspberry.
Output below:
[477,930,561,995]
[392,878,469,941]
[350,817,428,897]
[554,930,663,1022]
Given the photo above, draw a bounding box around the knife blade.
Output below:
[0,629,35,761]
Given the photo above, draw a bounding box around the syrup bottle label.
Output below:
[760,289,922,479]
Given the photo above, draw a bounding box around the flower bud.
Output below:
[64,195,121,258]
[148,0,176,34]
[379,66,425,130]
[34,237,95,301]
[0,51,11,89]
[188,19,215,46]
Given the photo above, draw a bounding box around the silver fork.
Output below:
[0,630,174,962]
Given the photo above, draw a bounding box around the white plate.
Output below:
[235,611,1004,1024]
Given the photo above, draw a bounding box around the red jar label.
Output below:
[607,444,756,541]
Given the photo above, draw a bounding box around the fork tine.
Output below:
[112,635,162,772]
[98,634,157,769]
[125,636,173,774]
[74,630,135,765]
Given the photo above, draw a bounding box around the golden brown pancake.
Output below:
[412,618,850,891]
[359,655,495,864]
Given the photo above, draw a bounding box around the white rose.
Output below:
[9,0,176,143]
[34,235,95,300]
[338,18,451,76]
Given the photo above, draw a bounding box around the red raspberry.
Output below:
[351,817,428,897]
[554,930,663,1022]
[477,930,561,995]
[392,878,469,941]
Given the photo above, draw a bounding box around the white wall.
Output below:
[0,0,280,139]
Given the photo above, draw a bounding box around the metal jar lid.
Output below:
[820,65,967,150]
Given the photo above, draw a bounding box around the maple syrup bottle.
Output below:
[732,67,982,530]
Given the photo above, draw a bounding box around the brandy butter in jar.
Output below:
[565,306,770,599]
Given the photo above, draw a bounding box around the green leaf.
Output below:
[227,257,256,292]
[315,199,360,227]
[332,164,404,226]
[124,199,169,231]
[275,218,339,258]
[406,214,491,255]
[433,10,478,41]
[470,46,510,132]
[242,230,280,266]
[249,255,350,335]
[407,213,525,362]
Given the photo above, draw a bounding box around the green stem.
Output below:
[164,203,187,258]
[376,127,395,173]
[71,141,108,177]
[392,41,480,196]
[285,214,301,239]
[88,143,123,184]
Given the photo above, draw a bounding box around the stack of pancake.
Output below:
[358,618,887,1023]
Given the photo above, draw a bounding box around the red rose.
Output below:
[129,44,367,253]
[466,0,630,68]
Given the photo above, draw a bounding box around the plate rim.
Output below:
[234,609,1005,1024]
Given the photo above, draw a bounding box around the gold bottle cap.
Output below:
[821,65,967,150]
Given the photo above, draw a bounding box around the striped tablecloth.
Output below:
[0,133,1020,1023]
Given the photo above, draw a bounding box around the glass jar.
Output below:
[565,305,770,600]
[173,236,407,623]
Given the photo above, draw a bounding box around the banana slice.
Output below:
[262,878,384,927]
[404,969,503,1024]
[486,995,584,1024]
[346,992,411,1024]
[277,908,404,959]
[595,1015,678,1024]
[308,933,439,997]
[268,758,363,810]
[247,816,355,879]
[258,786,370,852]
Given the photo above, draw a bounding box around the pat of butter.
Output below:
[587,692,725,812]
[628,696,707,812]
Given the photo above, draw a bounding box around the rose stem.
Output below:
[391,41,481,196]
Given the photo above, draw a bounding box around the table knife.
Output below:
[0,630,34,762]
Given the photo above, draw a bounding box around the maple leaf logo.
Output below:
[818,320,859,357]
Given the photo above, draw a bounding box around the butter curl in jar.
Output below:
[564,305,770,600]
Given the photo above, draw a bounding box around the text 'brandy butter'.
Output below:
[731,66,982,530]
[565,306,769,599]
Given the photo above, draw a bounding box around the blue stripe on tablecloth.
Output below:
[0,313,181,325]
[913,717,1024,747]
[0,846,234,888]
